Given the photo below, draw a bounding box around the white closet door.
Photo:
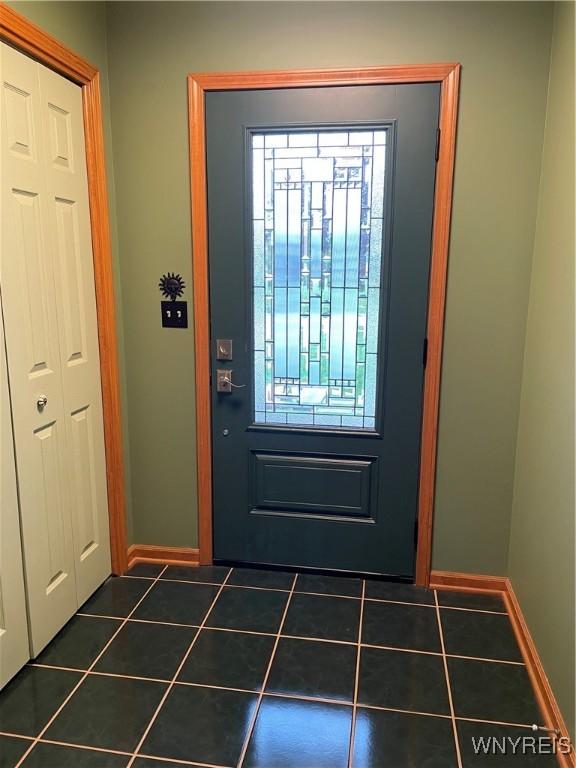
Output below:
[0,298,30,687]
[38,64,111,607]
[0,42,77,654]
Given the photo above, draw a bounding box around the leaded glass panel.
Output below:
[252,129,386,429]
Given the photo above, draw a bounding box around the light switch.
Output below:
[161,300,188,328]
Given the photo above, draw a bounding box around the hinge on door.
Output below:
[422,338,428,368]
[413,517,419,550]
[435,128,441,162]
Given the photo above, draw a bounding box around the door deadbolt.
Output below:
[216,339,233,361]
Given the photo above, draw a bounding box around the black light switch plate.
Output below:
[161,300,188,328]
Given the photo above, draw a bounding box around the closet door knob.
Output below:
[36,395,48,411]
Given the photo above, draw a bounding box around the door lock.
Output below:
[216,369,246,393]
[216,339,233,361]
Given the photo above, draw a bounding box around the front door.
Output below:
[207,83,439,579]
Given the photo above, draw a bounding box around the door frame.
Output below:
[0,4,128,573]
[188,63,460,586]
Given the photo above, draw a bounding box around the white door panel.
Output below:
[0,299,29,687]
[1,43,77,654]
[39,64,110,605]
[0,42,111,657]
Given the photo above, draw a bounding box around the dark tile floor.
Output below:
[0,565,557,767]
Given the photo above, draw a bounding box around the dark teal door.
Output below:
[206,83,440,579]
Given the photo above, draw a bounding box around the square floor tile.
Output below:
[45,675,167,752]
[178,628,274,691]
[36,616,121,670]
[21,743,129,767]
[243,696,352,768]
[133,581,219,626]
[206,587,288,633]
[94,621,197,680]
[0,735,31,768]
[358,646,450,715]
[441,609,523,662]
[228,568,294,590]
[364,580,435,605]
[448,657,541,724]
[140,684,257,765]
[0,666,81,736]
[352,708,457,768]
[437,590,505,612]
[362,600,441,652]
[457,721,560,766]
[80,577,152,618]
[160,565,230,584]
[282,593,360,642]
[295,573,362,598]
[126,563,165,578]
[266,637,356,702]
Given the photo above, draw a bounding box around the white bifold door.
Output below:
[0,306,29,688]
[0,41,111,660]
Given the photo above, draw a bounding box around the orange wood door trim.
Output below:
[1,3,128,574]
[127,544,200,569]
[188,63,461,581]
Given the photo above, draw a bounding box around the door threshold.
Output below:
[213,559,413,584]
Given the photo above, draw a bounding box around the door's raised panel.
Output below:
[250,451,377,520]
[54,197,87,366]
[11,189,55,377]
[48,102,73,171]
[68,397,110,606]
[70,406,99,561]
[3,81,35,160]
[34,421,70,591]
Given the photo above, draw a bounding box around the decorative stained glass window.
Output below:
[252,129,387,429]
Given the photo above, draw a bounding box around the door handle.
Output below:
[216,369,246,394]
[36,395,48,411]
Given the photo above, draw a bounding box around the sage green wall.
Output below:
[508,1,575,739]
[6,1,134,540]
[107,2,553,567]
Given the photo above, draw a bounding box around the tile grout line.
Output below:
[77,589,507,614]
[347,579,366,768]
[74,612,518,654]
[13,567,170,768]
[3,732,225,767]
[118,574,508,614]
[125,567,234,768]
[0,707,546,752]
[434,589,463,768]
[236,572,298,768]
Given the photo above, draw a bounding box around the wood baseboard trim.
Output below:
[430,569,508,592]
[503,578,575,767]
[431,570,574,764]
[127,544,200,568]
